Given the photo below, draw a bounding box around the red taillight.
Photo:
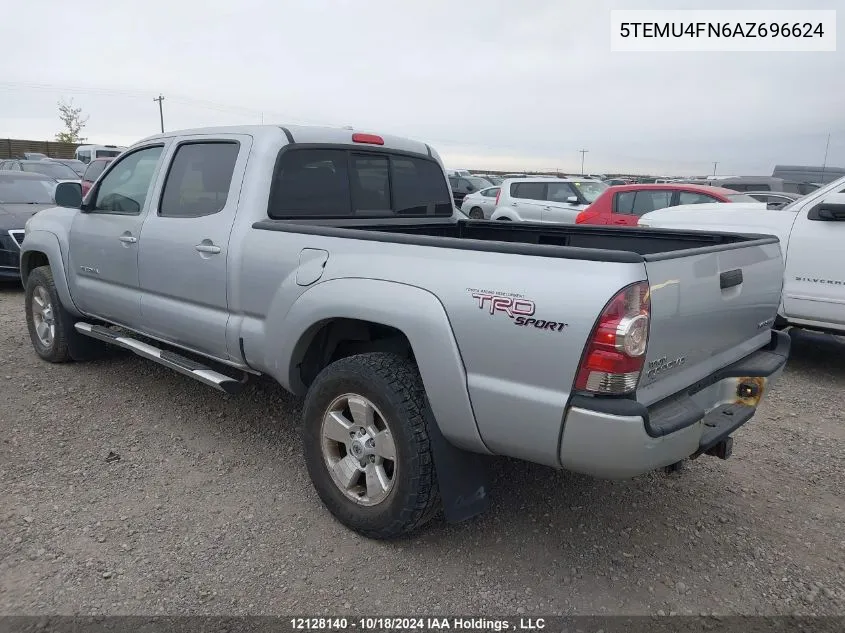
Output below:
[352,133,384,145]
[575,211,587,224]
[575,281,650,395]
[495,188,501,205]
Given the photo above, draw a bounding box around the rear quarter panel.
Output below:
[237,229,645,466]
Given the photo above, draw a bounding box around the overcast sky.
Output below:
[1,0,842,175]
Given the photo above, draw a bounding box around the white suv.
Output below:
[490,178,608,223]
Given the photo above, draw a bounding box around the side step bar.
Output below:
[74,322,246,395]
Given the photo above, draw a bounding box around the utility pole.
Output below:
[712,161,718,176]
[821,133,831,183]
[153,94,165,133]
[578,149,588,176]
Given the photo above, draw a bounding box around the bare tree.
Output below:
[55,98,89,143]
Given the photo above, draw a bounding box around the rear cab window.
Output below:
[268,148,452,219]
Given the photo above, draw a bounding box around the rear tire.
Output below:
[468,207,484,219]
[497,216,512,221]
[302,352,441,539]
[24,266,104,363]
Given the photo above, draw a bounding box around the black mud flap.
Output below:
[426,410,491,523]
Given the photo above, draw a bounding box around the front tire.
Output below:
[302,352,440,539]
[25,265,105,363]
[25,266,72,363]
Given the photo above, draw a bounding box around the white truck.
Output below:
[639,175,845,334]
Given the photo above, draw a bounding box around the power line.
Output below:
[153,94,165,133]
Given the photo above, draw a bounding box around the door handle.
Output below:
[195,243,221,254]
[118,235,137,244]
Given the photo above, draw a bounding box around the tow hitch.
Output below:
[705,436,733,460]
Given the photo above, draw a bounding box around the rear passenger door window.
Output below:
[159,142,240,217]
[511,182,546,201]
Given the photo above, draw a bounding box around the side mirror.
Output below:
[566,195,579,204]
[808,193,845,221]
[55,181,83,209]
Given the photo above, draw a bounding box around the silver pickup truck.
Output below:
[19,125,790,538]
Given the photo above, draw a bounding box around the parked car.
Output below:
[0,171,57,280]
[745,191,802,210]
[772,164,844,187]
[74,144,126,164]
[459,186,500,219]
[576,183,761,226]
[491,177,608,223]
[603,178,631,186]
[638,175,845,336]
[0,159,80,183]
[49,158,87,177]
[445,168,472,177]
[449,175,491,206]
[20,124,788,539]
[80,157,115,197]
[680,176,807,195]
[477,175,503,186]
[22,152,48,160]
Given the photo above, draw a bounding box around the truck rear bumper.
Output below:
[559,330,790,479]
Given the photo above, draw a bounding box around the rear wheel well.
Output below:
[298,319,413,388]
[21,251,50,285]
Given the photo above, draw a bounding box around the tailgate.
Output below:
[637,240,784,406]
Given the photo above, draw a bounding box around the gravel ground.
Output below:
[1,282,843,617]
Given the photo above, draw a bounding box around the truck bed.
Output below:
[253,217,778,262]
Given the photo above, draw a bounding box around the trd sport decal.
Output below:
[467,288,569,332]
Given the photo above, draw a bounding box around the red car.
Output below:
[80,157,115,197]
[575,183,758,226]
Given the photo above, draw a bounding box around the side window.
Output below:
[390,156,452,216]
[77,150,91,164]
[615,191,635,214]
[269,149,351,217]
[511,182,546,201]
[782,182,800,194]
[350,154,390,213]
[448,177,459,189]
[678,191,717,205]
[632,191,672,216]
[546,182,576,202]
[482,187,499,198]
[159,142,240,218]
[91,145,164,215]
